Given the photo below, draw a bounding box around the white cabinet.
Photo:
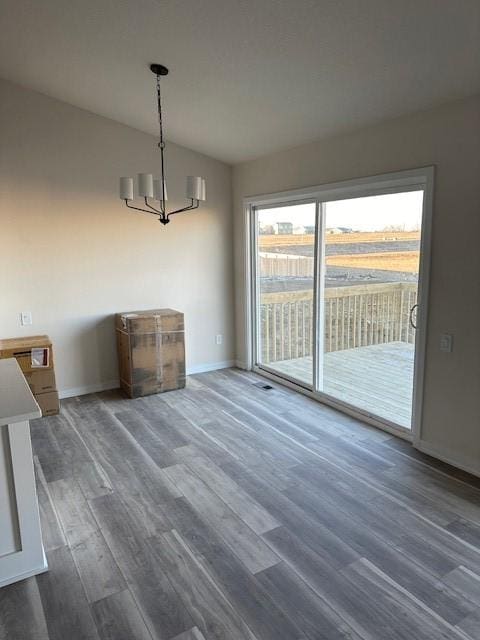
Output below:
[0,358,47,587]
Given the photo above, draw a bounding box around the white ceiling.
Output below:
[1,0,479,164]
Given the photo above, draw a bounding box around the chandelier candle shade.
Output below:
[119,64,206,225]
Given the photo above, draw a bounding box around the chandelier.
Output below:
[119,64,206,225]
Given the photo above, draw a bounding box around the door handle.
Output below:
[409,304,418,330]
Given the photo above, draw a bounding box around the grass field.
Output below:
[326,251,420,273]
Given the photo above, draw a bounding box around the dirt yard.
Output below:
[326,251,420,273]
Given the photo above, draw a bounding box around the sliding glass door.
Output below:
[318,191,423,428]
[251,171,431,433]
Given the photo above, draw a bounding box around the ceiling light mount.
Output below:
[119,63,206,225]
[150,63,169,76]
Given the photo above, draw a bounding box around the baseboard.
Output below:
[59,379,120,399]
[186,360,236,375]
[235,360,248,370]
[415,439,480,479]
[58,360,236,399]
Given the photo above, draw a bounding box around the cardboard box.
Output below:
[115,308,184,334]
[0,335,54,373]
[116,309,185,398]
[23,369,57,395]
[35,390,59,417]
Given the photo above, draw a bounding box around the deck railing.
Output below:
[260,282,417,363]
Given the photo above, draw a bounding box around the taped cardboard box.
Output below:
[0,335,54,373]
[35,391,60,417]
[0,335,59,416]
[116,308,185,398]
[117,326,186,398]
[129,331,186,396]
[23,369,57,395]
[115,308,184,334]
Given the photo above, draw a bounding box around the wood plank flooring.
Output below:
[1,367,480,640]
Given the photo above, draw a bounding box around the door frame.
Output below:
[243,166,434,443]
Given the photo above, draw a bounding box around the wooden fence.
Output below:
[259,282,417,363]
[259,252,313,277]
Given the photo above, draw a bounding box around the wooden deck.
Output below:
[270,342,415,428]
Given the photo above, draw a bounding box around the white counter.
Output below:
[0,358,47,587]
[0,358,42,426]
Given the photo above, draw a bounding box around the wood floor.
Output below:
[271,342,415,428]
[1,368,480,640]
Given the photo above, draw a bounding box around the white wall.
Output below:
[0,79,235,396]
[233,95,480,476]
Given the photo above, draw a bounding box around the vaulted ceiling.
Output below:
[1,0,479,163]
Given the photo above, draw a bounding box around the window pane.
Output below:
[319,191,423,428]
[256,202,316,387]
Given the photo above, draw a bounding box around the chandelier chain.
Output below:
[156,73,167,214]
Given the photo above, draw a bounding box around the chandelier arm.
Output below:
[167,199,199,219]
[143,196,165,215]
[124,200,161,218]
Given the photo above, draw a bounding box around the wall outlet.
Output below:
[20,311,33,326]
[215,334,223,345]
[440,333,453,353]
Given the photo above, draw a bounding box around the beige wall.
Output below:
[0,79,234,395]
[233,95,480,475]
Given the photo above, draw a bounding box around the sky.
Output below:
[258,190,424,232]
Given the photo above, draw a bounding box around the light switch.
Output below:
[440,333,453,353]
[20,311,32,326]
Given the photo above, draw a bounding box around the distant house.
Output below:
[326,226,353,234]
[292,224,316,235]
[272,222,293,234]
